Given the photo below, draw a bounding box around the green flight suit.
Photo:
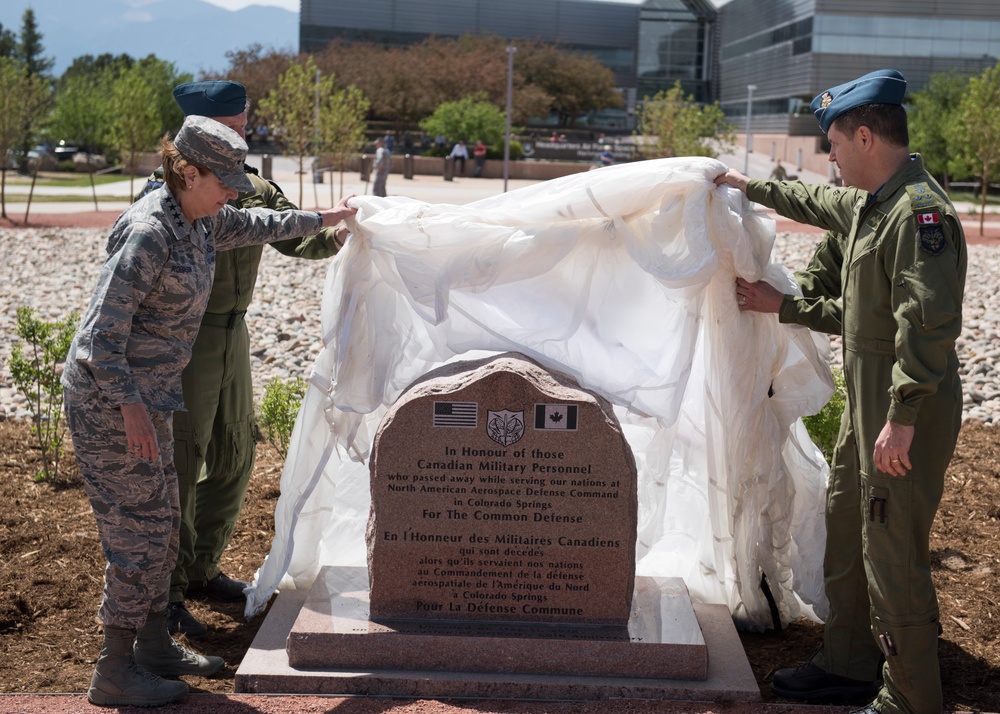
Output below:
[164,169,341,602]
[778,230,845,337]
[778,229,885,690]
[748,154,966,714]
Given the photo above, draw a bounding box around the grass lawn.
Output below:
[949,189,1000,208]
[2,194,127,203]
[2,170,132,188]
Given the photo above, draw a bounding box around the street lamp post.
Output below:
[744,84,756,175]
[504,44,516,193]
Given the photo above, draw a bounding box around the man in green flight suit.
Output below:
[717,69,966,714]
[136,80,348,637]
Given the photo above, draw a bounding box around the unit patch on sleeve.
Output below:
[907,183,947,256]
[917,212,946,256]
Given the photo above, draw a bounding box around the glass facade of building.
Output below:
[637,0,718,103]
[812,15,1000,60]
[718,0,1000,133]
[301,0,718,103]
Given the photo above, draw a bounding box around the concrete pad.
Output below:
[236,583,760,702]
[286,566,706,680]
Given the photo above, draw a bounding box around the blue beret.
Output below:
[810,69,907,133]
[173,80,247,118]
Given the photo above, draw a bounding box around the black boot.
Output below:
[88,625,188,707]
[166,601,207,638]
[187,572,249,602]
[771,661,879,703]
[134,610,224,677]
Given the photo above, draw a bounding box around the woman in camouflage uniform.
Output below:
[62,116,356,707]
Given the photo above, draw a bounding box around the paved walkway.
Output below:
[3,154,999,239]
[1,156,542,215]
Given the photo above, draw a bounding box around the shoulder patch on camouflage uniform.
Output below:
[907,183,947,256]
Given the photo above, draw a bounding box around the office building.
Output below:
[300,0,719,124]
[719,0,1000,134]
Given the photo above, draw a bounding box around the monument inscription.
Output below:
[367,353,638,625]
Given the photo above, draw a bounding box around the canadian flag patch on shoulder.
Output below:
[917,212,940,225]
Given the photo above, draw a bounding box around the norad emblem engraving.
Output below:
[486,410,524,447]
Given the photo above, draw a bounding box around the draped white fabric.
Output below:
[245,157,833,631]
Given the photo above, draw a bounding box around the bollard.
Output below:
[404,153,414,180]
[261,154,272,180]
[359,154,371,182]
[443,156,454,182]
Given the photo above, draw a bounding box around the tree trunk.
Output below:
[89,156,99,211]
[981,165,988,237]
[297,155,305,207]
[24,165,38,224]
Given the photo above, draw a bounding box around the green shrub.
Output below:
[6,307,78,481]
[803,367,847,465]
[258,376,307,460]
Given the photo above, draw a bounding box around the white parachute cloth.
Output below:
[245,156,834,631]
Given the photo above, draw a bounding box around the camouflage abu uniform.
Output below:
[748,154,966,714]
[136,166,340,606]
[63,185,324,629]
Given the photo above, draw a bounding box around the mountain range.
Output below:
[0,0,299,78]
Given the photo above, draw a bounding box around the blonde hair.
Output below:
[160,133,210,194]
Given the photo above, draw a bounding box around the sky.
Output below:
[201,0,731,9]
[202,0,298,9]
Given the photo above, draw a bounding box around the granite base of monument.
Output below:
[235,566,761,702]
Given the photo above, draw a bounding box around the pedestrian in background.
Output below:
[472,139,487,177]
[449,139,468,175]
[372,136,391,197]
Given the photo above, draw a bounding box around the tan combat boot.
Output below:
[133,609,225,676]
[88,625,188,707]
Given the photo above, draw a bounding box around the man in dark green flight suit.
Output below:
[718,69,966,714]
[136,81,347,637]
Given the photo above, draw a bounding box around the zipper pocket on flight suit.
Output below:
[868,485,889,529]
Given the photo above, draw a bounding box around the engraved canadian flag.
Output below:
[917,212,940,224]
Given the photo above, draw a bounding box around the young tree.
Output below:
[49,66,117,155]
[216,43,294,132]
[46,67,117,208]
[16,8,54,78]
[318,83,369,202]
[132,55,191,136]
[957,62,1000,236]
[10,9,54,170]
[419,93,510,149]
[0,57,51,219]
[109,63,162,198]
[61,52,133,82]
[637,81,734,159]
[0,22,15,58]
[909,71,971,190]
[259,55,326,205]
